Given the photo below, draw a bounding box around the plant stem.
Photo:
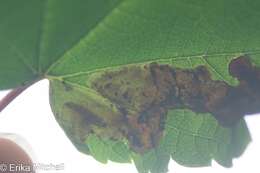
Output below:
[0,85,29,113]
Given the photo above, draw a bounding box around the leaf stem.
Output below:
[0,85,29,113]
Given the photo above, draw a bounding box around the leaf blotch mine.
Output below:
[70,56,259,153]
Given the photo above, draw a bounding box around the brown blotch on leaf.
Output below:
[212,56,260,125]
[91,56,260,153]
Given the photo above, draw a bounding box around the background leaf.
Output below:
[0,0,121,89]
[1,0,260,89]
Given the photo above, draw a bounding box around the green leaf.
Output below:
[132,138,171,173]
[86,134,131,163]
[165,109,251,167]
[0,1,259,173]
[45,0,260,85]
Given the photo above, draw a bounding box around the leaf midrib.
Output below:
[45,49,260,79]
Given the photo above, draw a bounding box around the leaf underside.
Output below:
[49,58,255,173]
[0,0,260,173]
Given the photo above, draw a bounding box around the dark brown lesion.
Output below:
[65,102,107,127]
[210,56,260,125]
[89,56,260,153]
[122,106,167,153]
